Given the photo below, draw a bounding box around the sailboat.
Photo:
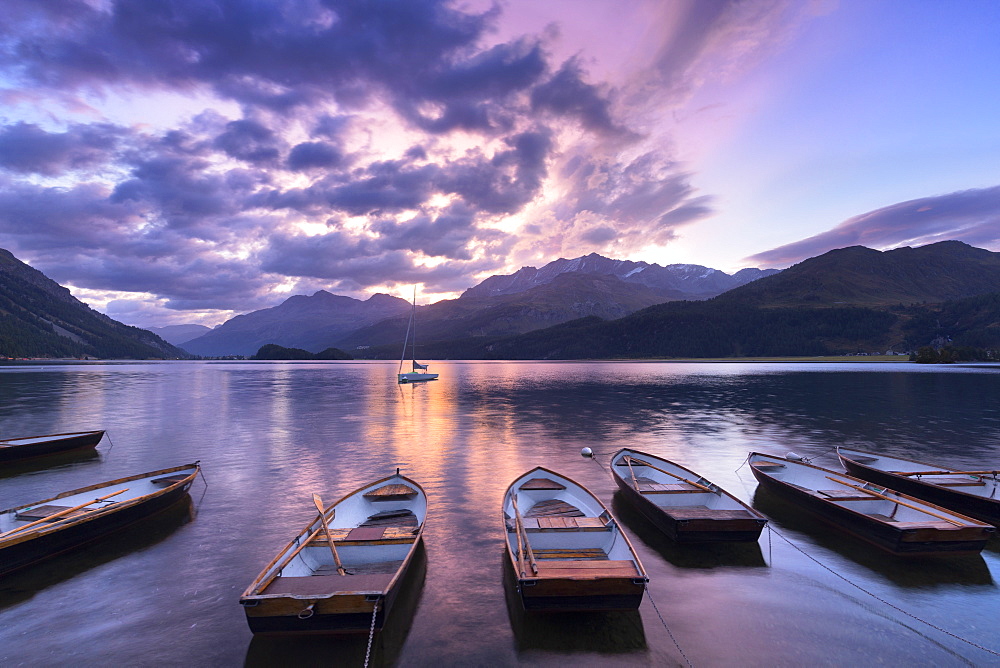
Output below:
[397,288,439,384]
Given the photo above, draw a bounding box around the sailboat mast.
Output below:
[410,285,417,370]
[398,288,414,375]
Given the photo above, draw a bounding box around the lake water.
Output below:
[1,360,999,666]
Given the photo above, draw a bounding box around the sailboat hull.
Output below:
[398,373,439,383]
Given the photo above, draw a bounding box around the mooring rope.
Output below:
[363,598,380,668]
[645,584,694,668]
[105,431,115,454]
[766,525,1000,658]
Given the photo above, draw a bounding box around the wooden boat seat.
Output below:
[752,461,786,469]
[640,482,703,493]
[532,548,607,560]
[533,560,640,579]
[313,526,418,546]
[666,506,758,520]
[363,484,418,501]
[818,489,881,500]
[15,504,93,522]
[519,478,566,491]
[849,456,879,464]
[524,499,585,518]
[361,509,418,527]
[151,474,190,486]
[928,478,986,487]
[262,573,394,596]
[520,516,609,531]
[315,560,404,576]
[616,458,651,467]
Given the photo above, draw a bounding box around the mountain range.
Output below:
[3,241,999,360]
[180,255,779,356]
[423,241,1000,359]
[0,249,183,359]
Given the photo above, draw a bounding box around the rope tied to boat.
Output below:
[364,598,380,668]
[765,525,1000,659]
[644,584,693,668]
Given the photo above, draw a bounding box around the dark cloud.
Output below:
[213,119,282,165]
[441,130,552,214]
[746,186,1000,267]
[0,0,722,326]
[531,59,634,138]
[553,151,712,248]
[0,122,122,175]
[287,141,342,171]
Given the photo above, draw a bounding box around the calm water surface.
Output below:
[1,360,999,666]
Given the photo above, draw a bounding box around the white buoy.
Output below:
[785,451,804,461]
[580,447,594,458]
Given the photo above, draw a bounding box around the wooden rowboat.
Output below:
[748,452,994,555]
[503,467,647,612]
[240,471,426,635]
[611,448,767,542]
[0,462,200,576]
[0,430,105,464]
[839,447,1000,527]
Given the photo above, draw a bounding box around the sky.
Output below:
[1,0,999,328]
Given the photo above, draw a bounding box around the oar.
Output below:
[312,494,346,576]
[624,456,641,492]
[510,507,527,577]
[625,456,714,493]
[824,476,966,526]
[896,470,1000,477]
[510,495,538,575]
[0,488,128,539]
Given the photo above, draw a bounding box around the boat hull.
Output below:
[515,575,645,612]
[839,453,1000,528]
[397,372,438,383]
[243,540,420,635]
[0,465,197,576]
[241,473,427,635]
[611,449,766,543]
[503,466,647,613]
[0,430,104,464]
[749,457,992,555]
[613,475,764,543]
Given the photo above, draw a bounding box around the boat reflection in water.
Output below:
[0,447,100,481]
[753,486,994,588]
[502,555,647,655]
[245,541,427,668]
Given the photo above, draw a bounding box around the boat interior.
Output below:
[0,466,198,535]
[613,453,753,518]
[506,474,641,578]
[750,455,973,526]
[258,477,425,597]
[841,449,999,498]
